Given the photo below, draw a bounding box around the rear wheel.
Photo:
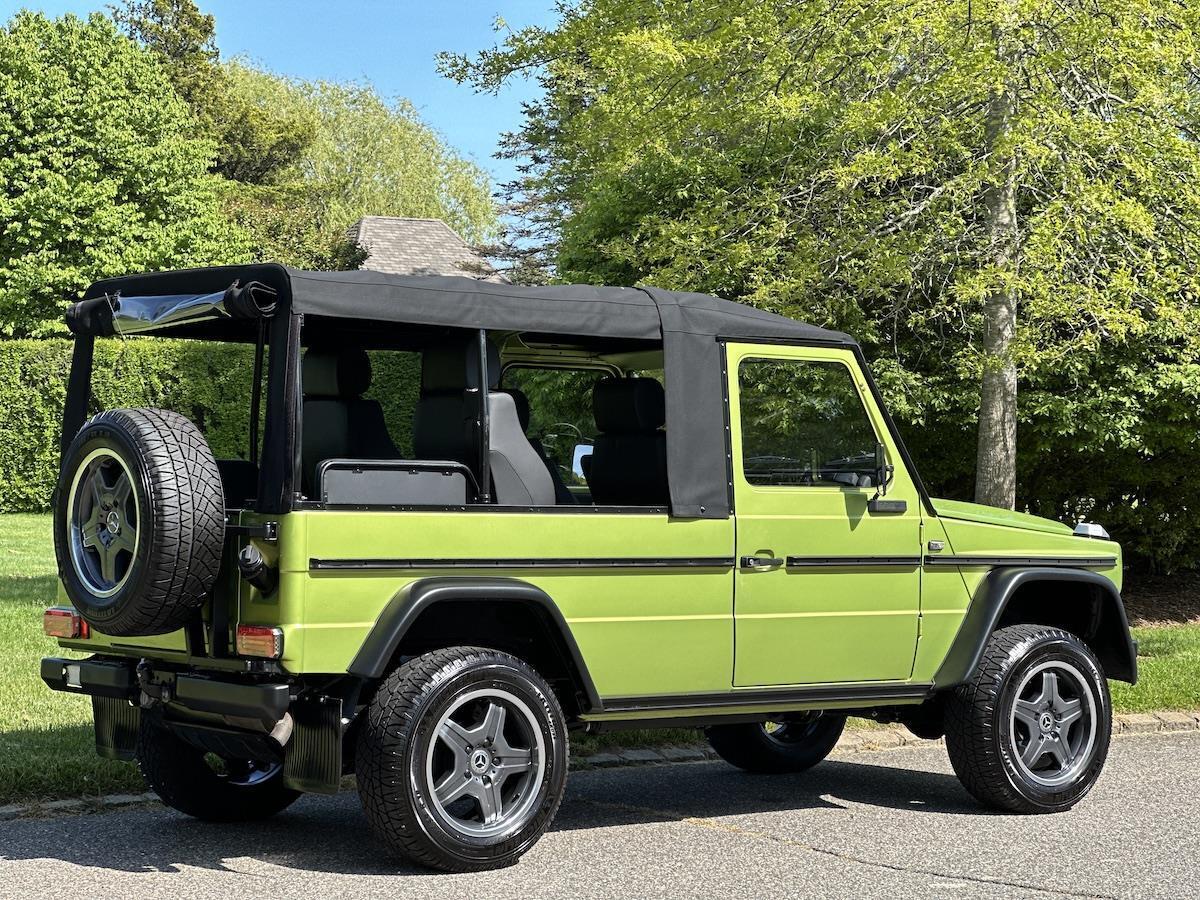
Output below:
[355,647,568,872]
[136,720,299,822]
[944,624,1111,813]
[705,713,846,774]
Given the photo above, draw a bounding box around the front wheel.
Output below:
[944,624,1112,813]
[705,713,846,774]
[355,647,568,872]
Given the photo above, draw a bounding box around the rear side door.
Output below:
[727,343,922,686]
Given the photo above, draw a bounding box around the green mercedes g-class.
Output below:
[41,264,1135,872]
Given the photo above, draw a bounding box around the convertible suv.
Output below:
[42,265,1135,871]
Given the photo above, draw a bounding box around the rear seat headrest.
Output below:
[303,348,372,398]
[593,378,665,433]
[421,338,501,393]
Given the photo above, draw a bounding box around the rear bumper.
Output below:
[41,656,290,722]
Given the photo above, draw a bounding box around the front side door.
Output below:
[728,343,922,686]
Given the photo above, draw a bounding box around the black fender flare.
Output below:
[346,576,601,712]
[932,567,1138,689]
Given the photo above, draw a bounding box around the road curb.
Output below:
[573,709,1200,770]
[0,791,157,822]
[2,710,1197,821]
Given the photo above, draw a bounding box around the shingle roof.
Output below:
[347,216,505,282]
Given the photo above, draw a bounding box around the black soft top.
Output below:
[69,263,856,519]
[73,262,851,347]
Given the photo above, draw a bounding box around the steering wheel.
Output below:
[544,422,585,442]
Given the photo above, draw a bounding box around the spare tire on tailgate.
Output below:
[54,408,225,637]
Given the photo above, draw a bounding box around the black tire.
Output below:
[944,624,1112,813]
[54,407,224,636]
[136,719,300,822]
[705,713,846,774]
[355,647,568,872]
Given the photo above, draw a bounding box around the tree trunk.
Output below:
[974,29,1019,511]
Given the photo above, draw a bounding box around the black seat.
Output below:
[413,340,556,506]
[301,348,399,494]
[587,378,669,506]
[504,388,576,505]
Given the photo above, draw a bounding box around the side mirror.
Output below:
[874,441,894,495]
[572,443,593,479]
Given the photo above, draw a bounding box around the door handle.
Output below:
[740,555,784,570]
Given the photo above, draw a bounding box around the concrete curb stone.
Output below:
[1119,713,1163,733]
[1153,711,1195,731]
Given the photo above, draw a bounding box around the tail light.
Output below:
[236,624,283,659]
[44,608,88,639]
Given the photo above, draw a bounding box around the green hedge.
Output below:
[0,339,254,511]
[0,338,422,512]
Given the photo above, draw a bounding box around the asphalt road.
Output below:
[0,731,1196,899]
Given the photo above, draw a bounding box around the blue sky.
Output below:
[0,1,557,190]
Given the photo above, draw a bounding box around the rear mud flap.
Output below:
[283,696,343,794]
[93,696,141,761]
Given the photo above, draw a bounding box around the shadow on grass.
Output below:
[0,756,976,876]
[0,574,58,606]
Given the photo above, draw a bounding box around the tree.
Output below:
[109,0,219,115]
[112,1,316,186]
[114,0,497,259]
[445,0,1200,566]
[294,81,498,244]
[0,12,247,337]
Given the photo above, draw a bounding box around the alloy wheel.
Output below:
[1009,660,1098,789]
[66,448,139,597]
[425,688,546,839]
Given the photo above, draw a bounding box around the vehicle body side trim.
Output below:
[312,557,735,571]
[923,555,1118,568]
[932,567,1137,688]
[346,576,603,712]
[786,556,922,568]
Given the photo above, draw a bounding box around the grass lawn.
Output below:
[1,512,1198,804]
[0,514,145,804]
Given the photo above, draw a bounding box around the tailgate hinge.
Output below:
[225,519,278,541]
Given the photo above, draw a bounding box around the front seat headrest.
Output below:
[421,338,501,393]
[303,348,372,398]
[593,378,665,433]
[504,388,531,433]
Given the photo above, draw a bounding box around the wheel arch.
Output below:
[932,567,1137,689]
[347,576,601,716]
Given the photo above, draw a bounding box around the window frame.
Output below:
[292,342,672,515]
[734,353,884,493]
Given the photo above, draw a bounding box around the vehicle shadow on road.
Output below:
[0,757,979,877]
[555,756,981,830]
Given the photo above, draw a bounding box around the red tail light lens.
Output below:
[236,624,283,659]
[44,608,88,639]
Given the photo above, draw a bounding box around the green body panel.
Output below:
[54,345,1124,718]
[287,510,735,697]
[933,498,1076,536]
[908,515,972,682]
[909,498,1122,682]
[726,343,923,686]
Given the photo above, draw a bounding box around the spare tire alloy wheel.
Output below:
[67,448,139,598]
[54,408,225,637]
